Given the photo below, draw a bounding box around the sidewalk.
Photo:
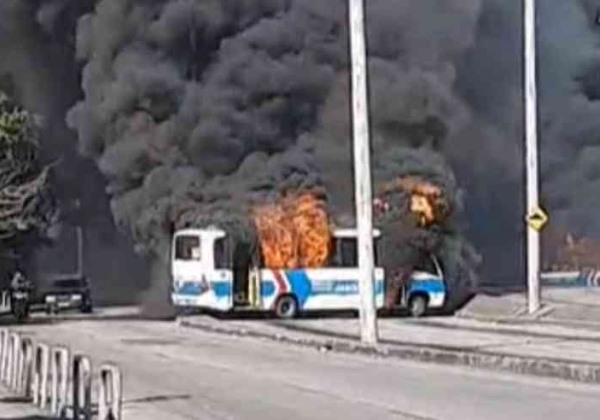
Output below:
[179,310,600,385]
[458,288,600,327]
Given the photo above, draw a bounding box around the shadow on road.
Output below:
[0,316,55,327]
[125,393,191,404]
[0,396,53,420]
[0,397,30,404]
[176,306,460,321]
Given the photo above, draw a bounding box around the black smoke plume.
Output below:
[0,0,148,304]
[59,0,485,310]
[4,0,600,309]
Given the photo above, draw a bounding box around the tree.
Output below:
[0,91,56,251]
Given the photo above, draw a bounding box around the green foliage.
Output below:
[0,91,56,244]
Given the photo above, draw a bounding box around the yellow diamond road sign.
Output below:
[526,207,548,231]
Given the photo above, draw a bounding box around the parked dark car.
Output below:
[37,275,93,314]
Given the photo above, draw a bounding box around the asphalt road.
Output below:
[9,318,600,420]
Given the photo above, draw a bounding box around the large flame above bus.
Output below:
[252,192,331,269]
[375,176,450,226]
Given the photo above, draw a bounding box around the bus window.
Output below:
[414,254,436,274]
[328,238,357,268]
[339,238,358,267]
[214,237,231,269]
[175,235,201,261]
[328,238,342,267]
[329,236,380,267]
[374,239,381,266]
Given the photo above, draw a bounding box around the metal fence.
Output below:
[540,270,600,288]
[0,328,122,419]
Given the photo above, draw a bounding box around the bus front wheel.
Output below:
[408,294,428,318]
[274,295,298,319]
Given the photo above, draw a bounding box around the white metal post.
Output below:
[349,0,378,345]
[524,0,541,314]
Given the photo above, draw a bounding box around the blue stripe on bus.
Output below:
[212,281,231,298]
[285,270,312,306]
[177,277,387,299]
[175,281,231,298]
[262,282,275,297]
[408,279,445,294]
[176,282,206,296]
[260,278,384,298]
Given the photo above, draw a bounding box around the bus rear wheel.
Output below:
[274,295,298,319]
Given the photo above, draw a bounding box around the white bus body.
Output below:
[171,227,446,317]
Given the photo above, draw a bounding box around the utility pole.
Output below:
[349,0,378,345]
[74,199,84,278]
[524,0,541,314]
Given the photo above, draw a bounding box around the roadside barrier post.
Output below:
[72,354,92,420]
[0,329,8,382]
[32,343,50,408]
[50,347,69,416]
[9,332,21,390]
[98,364,122,420]
[17,337,34,396]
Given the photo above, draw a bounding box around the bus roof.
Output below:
[174,227,226,237]
[174,227,381,238]
[333,228,381,238]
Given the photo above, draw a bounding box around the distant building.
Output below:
[542,227,600,271]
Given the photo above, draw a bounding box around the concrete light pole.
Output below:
[524,0,542,314]
[349,0,378,345]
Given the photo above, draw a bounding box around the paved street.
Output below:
[5,317,600,420]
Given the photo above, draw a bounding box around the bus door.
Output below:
[230,239,258,308]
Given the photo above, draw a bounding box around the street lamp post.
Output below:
[348,0,378,345]
[524,0,541,314]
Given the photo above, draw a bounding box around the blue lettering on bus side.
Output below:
[311,279,385,296]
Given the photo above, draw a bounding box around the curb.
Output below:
[179,318,600,385]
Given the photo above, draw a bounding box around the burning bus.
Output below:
[170,228,446,318]
[170,192,446,318]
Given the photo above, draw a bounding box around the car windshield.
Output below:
[53,279,85,289]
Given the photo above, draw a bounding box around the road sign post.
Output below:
[349,0,378,345]
[524,0,542,314]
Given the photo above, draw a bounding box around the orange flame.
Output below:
[376,176,448,226]
[252,192,331,268]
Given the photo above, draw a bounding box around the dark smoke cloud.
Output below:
[538,0,600,242]
[60,0,489,308]
[0,0,148,304]
[4,0,600,306]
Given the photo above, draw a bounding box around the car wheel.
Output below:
[408,294,428,318]
[274,295,298,319]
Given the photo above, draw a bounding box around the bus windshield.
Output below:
[174,235,202,261]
